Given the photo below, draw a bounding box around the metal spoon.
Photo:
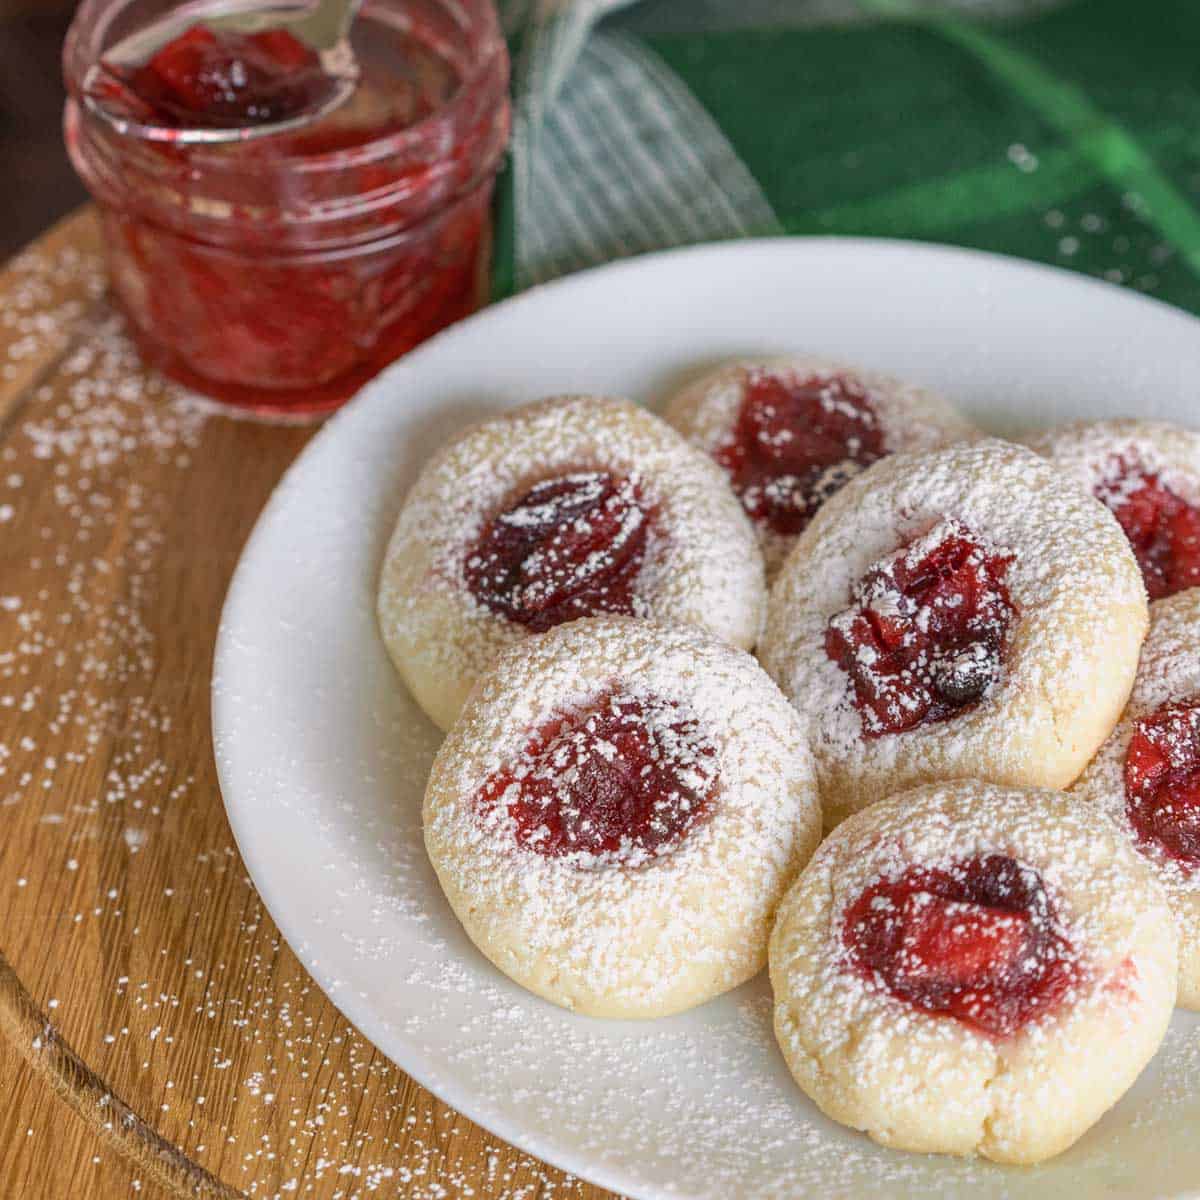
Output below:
[83,0,364,144]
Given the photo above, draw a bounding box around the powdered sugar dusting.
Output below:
[663,357,978,575]
[377,395,766,730]
[0,246,208,830]
[1025,419,1200,602]
[770,783,1176,1164]
[1073,589,1200,1011]
[1073,591,1200,896]
[825,518,1017,737]
[761,438,1147,823]
[424,616,820,1017]
[1025,419,1200,512]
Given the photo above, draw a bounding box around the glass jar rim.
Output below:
[62,0,506,174]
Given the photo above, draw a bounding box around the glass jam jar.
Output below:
[64,0,510,418]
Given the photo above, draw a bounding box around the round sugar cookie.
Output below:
[424,616,821,1018]
[769,782,1177,1164]
[378,395,766,730]
[759,438,1147,827]
[663,357,976,576]
[1025,418,1200,602]
[1072,587,1200,1008]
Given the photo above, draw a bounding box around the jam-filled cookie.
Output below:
[663,357,976,576]
[770,782,1177,1164]
[1025,418,1200,601]
[424,616,821,1018]
[378,395,766,730]
[759,439,1147,827]
[1072,587,1200,1008]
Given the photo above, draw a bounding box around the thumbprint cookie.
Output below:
[424,617,821,1018]
[769,782,1177,1163]
[759,439,1147,826]
[1073,587,1200,1008]
[378,395,766,730]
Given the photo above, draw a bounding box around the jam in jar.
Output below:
[64,0,510,417]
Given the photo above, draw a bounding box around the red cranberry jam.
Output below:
[1125,699,1200,869]
[825,520,1017,737]
[465,471,654,632]
[1097,464,1200,601]
[715,369,885,536]
[843,854,1078,1037]
[479,692,719,865]
[102,25,335,130]
[64,0,509,416]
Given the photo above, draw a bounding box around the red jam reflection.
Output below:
[715,370,885,537]
[65,0,509,416]
[1125,699,1200,869]
[825,520,1018,737]
[843,854,1078,1037]
[478,692,719,865]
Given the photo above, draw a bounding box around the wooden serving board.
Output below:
[0,208,614,1200]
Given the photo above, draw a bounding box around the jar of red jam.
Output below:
[63,0,510,417]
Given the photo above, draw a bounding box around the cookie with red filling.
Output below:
[769,782,1177,1164]
[663,357,976,576]
[1025,419,1200,602]
[760,439,1147,826]
[1072,588,1200,1008]
[378,396,766,730]
[424,617,821,1017]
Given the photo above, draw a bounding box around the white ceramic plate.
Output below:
[213,239,1200,1200]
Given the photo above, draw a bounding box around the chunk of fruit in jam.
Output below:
[1125,699,1200,868]
[714,370,885,536]
[1096,465,1200,601]
[105,24,335,129]
[464,471,653,632]
[825,519,1017,737]
[478,692,719,864]
[843,855,1077,1037]
[894,894,1030,988]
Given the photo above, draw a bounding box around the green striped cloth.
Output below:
[491,0,1200,323]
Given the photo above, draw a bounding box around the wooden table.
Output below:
[0,209,615,1200]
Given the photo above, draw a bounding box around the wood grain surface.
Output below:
[0,208,616,1200]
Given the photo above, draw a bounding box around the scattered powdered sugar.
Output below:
[1,245,603,1197]
[0,245,208,819]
